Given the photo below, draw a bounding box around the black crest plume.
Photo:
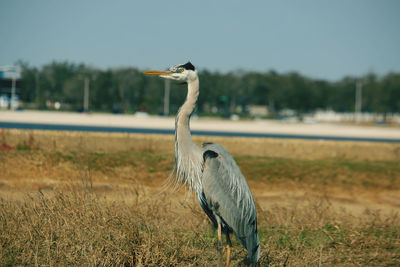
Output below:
[180,62,195,71]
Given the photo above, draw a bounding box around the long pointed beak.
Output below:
[142,70,172,76]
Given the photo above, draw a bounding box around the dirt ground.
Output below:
[1,129,399,219]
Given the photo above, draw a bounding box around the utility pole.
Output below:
[163,79,170,116]
[355,81,362,123]
[11,76,16,110]
[35,72,40,108]
[84,77,90,113]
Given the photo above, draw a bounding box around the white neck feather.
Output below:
[174,76,204,196]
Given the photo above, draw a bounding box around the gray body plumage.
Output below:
[201,143,260,264]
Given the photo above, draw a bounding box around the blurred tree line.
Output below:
[17,61,400,117]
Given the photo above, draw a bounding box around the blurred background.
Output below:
[1,0,400,125]
[1,2,400,265]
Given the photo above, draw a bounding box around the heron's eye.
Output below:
[178,68,184,73]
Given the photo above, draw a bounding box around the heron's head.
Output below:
[143,62,197,82]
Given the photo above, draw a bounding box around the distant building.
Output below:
[248,105,269,117]
[0,94,19,109]
[311,110,400,124]
[0,66,21,110]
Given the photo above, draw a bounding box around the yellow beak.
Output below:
[142,70,172,76]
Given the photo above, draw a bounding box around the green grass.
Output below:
[2,149,399,190]
[236,155,400,190]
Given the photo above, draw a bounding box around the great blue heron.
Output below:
[143,62,260,267]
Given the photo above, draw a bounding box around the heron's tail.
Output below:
[244,234,260,266]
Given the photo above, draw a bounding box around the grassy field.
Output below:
[1,129,400,266]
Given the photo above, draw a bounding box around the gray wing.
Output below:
[201,143,260,262]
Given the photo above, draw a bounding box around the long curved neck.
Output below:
[174,76,203,194]
[175,77,199,146]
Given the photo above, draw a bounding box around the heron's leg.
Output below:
[225,232,232,267]
[217,222,223,267]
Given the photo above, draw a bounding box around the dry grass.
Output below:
[0,186,217,266]
[1,129,400,266]
[1,186,399,266]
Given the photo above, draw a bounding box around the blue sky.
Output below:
[1,0,399,80]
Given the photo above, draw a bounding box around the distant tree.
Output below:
[380,73,400,117]
[17,60,400,116]
[17,61,38,103]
